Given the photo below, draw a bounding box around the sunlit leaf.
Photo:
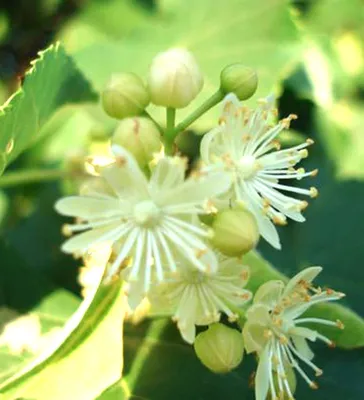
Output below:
[0,43,96,176]
[0,279,125,400]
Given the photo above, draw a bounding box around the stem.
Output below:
[164,107,176,154]
[142,110,164,134]
[173,89,224,135]
[0,168,71,188]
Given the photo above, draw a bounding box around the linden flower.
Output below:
[243,267,345,400]
[200,93,318,249]
[55,145,231,293]
[152,255,252,344]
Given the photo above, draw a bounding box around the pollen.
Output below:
[310,187,319,198]
[115,156,127,167]
[62,224,72,237]
[195,248,208,259]
[310,381,319,390]
[336,320,345,329]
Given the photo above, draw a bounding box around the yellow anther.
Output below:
[264,329,273,339]
[299,200,309,210]
[310,169,319,177]
[195,248,208,259]
[218,116,227,125]
[328,340,336,348]
[336,320,345,329]
[272,139,281,150]
[310,382,319,390]
[272,215,287,226]
[242,134,252,142]
[279,335,288,345]
[297,167,305,174]
[299,149,309,158]
[115,156,127,167]
[310,187,319,198]
[62,224,72,237]
[240,270,249,281]
[315,369,323,377]
[306,138,314,145]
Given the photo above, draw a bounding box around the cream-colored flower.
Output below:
[201,93,318,249]
[56,145,231,294]
[152,255,252,344]
[243,267,344,400]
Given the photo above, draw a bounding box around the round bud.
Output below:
[102,73,150,119]
[194,324,244,374]
[220,64,258,100]
[111,117,162,167]
[147,48,204,108]
[211,209,259,257]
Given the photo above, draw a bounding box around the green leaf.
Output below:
[73,0,301,131]
[0,42,97,175]
[0,290,80,385]
[97,318,364,400]
[0,279,125,400]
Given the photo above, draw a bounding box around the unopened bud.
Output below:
[220,64,258,100]
[111,117,162,167]
[148,48,204,108]
[194,323,244,374]
[211,209,259,256]
[102,73,150,119]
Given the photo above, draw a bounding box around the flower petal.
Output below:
[243,321,267,354]
[291,335,315,361]
[157,171,231,210]
[255,343,271,400]
[149,156,186,193]
[61,222,127,254]
[55,196,125,219]
[254,280,285,308]
[102,145,149,199]
[283,266,322,298]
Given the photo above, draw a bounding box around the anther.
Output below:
[62,224,72,237]
[299,149,309,158]
[336,320,345,329]
[310,187,318,198]
[310,169,319,177]
[306,138,314,145]
[310,382,319,390]
[115,156,127,167]
[195,248,208,259]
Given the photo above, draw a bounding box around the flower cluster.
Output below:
[54,48,345,400]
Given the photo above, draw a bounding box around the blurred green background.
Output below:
[0,0,363,399]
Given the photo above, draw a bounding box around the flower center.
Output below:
[134,200,161,227]
[238,155,258,180]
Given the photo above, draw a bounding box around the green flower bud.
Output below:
[102,73,150,119]
[211,209,259,257]
[111,117,162,167]
[194,324,244,374]
[220,64,258,100]
[148,48,204,108]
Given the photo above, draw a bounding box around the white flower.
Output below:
[200,93,318,249]
[151,255,252,344]
[55,145,231,293]
[243,267,345,400]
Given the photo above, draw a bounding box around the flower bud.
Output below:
[194,324,244,374]
[220,64,258,100]
[148,48,204,108]
[211,209,259,257]
[102,73,150,119]
[111,117,162,167]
